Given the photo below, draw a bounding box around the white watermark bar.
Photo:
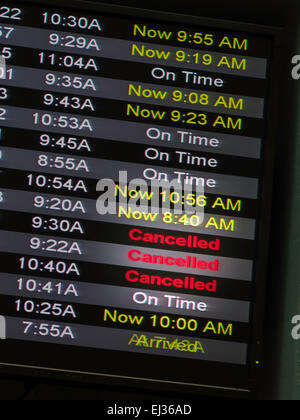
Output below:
[0,57,6,79]
[0,316,6,340]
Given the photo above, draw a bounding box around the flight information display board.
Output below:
[0,0,277,396]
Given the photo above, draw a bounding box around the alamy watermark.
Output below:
[95,171,205,223]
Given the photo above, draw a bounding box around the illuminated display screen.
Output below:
[0,0,277,395]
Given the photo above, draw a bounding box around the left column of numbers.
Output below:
[0,4,103,343]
